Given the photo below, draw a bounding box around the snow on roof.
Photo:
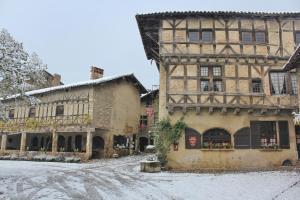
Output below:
[2,73,147,100]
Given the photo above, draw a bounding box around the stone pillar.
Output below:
[1,134,7,152]
[86,130,93,159]
[52,130,58,153]
[20,132,27,152]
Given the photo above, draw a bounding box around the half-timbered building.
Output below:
[0,67,147,160]
[137,11,300,169]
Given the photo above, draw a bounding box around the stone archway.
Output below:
[139,137,148,152]
[57,135,65,151]
[75,135,82,151]
[92,136,104,158]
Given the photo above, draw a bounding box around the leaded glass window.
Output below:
[201,80,209,91]
[213,80,222,92]
[213,66,222,76]
[291,73,298,95]
[252,79,262,93]
[270,72,287,95]
[200,66,208,76]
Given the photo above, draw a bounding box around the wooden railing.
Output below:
[0,114,92,132]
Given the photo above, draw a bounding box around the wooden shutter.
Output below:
[250,121,261,149]
[185,128,201,149]
[279,121,290,149]
[234,127,251,149]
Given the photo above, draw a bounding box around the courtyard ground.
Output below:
[0,155,300,200]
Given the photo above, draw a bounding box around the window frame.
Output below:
[28,107,36,118]
[199,65,224,93]
[188,30,199,42]
[241,31,253,44]
[251,79,263,93]
[55,105,64,116]
[8,109,15,119]
[201,30,213,43]
[269,71,297,96]
[255,31,266,44]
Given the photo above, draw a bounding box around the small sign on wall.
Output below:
[185,128,201,149]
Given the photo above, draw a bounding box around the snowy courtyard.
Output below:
[0,155,300,200]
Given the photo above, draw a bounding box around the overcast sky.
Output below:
[1,0,300,89]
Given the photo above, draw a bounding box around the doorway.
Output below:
[139,137,148,152]
[295,126,300,159]
[92,136,104,158]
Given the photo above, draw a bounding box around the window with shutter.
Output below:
[279,121,290,149]
[250,121,261,149]
[234,127,251,149]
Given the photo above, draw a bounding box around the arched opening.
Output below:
[40,137,45,149]
[31,136,39,151]
[92,136,105,158]
[139,137,148,152]
[75,135,82,151]
[67,136,72,152]
[185,128,201,149]
[6,134,21,150]
[57,135,65,151]
[203,128,231,149]
[45,136,52,151]
[234,127,251,149]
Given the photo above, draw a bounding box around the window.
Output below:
[255,32,266,43]
[203,128,231,148]
[234,127,251,149]
[8,109,15,119]
[252,79,262,93]
[55,105,64,116]
[140,115,148,128]
[200,80,209,91]
[212,66,221,76]
[296,32,300,45]
[200,66,208,76]
[200,66,223,92]
[279,121,290,149]
[113,135,129,149]
[185,128,201,149]
[28,107,36,118]
[188,31,199,42]
[202,30,213,42]
[213,80,223,92]
[270,72,287,95]
[242,32,252,43]
[291,73,298,95]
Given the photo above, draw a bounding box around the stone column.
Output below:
[20,132,27,152]
[52,129,58,153]
[1,134,7,152]
[86,130,93,159]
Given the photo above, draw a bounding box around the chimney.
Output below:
[90,66,104,80]
[51,73,61,86]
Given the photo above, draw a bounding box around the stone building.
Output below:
[0,67,147,160]
[137,11,300,170]
[138,89,159,151]
[283,44,300,160]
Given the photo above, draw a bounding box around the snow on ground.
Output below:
[0,155,300,200]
